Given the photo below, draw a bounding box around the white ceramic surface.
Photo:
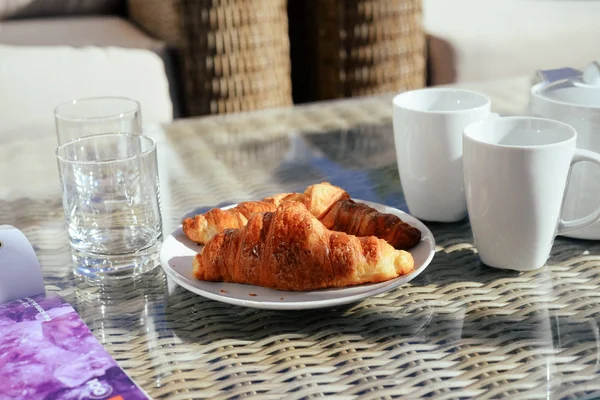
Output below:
[392,88,492,222]
[463,117,600,271]
[529,61,600,239]
[159,200,436,310]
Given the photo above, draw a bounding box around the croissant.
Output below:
[193,201,415,291]
[322,199,421,250]
[184,182,421,250]
[183,182,349,244]
[183,198,281,244]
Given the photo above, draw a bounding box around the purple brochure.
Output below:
[0,293,150,400]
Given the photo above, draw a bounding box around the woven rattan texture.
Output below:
[178,0,293,116]
[129,0,293,117]
[310,0,426,100]
[128,0,182,47]
[3,94,600,399]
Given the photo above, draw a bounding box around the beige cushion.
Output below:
[0,44,173,132]
[0,15,176,131]
[0,15,162,50]
[0,0,124,20]
[0,16,182,116]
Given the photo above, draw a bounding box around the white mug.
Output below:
[463,116,600,271]
[393,88,492,222]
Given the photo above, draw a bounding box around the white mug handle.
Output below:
[557,149,600,234]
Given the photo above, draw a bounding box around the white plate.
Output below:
[159,200,436,310]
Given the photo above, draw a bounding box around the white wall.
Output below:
[423,0,600,83]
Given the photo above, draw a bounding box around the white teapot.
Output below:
[529,61,600,240]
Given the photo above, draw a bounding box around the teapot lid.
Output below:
[536,61,600,108]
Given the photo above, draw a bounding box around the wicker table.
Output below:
[3,75,600,399]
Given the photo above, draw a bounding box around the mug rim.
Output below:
[463,116,577,150]
[54,96,140,121]
[531,81,600,111]
[55,132,156,165]
[392,87,491,115]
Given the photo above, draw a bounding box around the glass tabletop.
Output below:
[2,94,600,399]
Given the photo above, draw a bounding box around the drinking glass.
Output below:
[54,97,142,145]
[56,133,162,280]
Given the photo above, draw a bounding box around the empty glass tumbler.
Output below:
[54,97,142,145]
[56,133,162,280]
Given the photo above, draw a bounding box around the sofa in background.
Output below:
[2,0,598,135]
[0,0,297,129]
[0,0,427,131]
[287,0,426,104]
[0,0,175,136]
[128,0,294,116]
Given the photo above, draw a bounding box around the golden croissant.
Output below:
[320,199,421,250]
[183,182,421,250]
[193,201,415,291]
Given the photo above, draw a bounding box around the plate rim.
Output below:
[159,199,436,310]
